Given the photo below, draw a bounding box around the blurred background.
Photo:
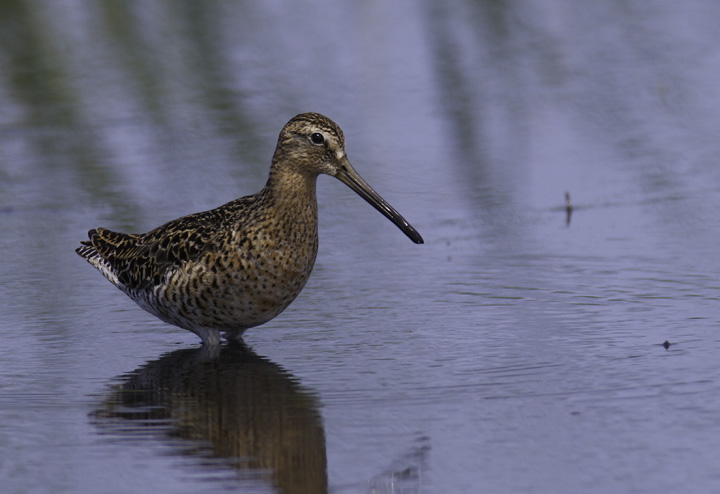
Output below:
[1,1,719,493]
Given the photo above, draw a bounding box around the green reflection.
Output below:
[0,1,265,217]
[0,0,129,212]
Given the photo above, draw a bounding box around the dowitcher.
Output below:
[77,112,423,346]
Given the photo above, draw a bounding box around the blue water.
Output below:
[1,2,719,493]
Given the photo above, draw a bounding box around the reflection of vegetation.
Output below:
[0,0,132,214]
[0,1,263,215]
[0,1,71,124]
[92,342,327,494]
[422,1,530,214]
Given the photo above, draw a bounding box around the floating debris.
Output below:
[565,192,573,226]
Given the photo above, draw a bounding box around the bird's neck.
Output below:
[263,164,319,216]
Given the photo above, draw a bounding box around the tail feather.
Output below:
[76,228,140,288]
[76,229,99,258]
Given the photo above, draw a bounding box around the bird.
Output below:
[76,112,423,346]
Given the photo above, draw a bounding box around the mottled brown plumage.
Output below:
[77,113,423,346]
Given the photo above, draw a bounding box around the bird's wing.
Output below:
[76,204,237,291]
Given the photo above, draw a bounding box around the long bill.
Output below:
[333,157,424,244]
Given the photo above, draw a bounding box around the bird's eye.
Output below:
[310,133,324,145]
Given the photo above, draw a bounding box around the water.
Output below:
[1,1,719,493]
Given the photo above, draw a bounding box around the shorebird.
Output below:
[77,112,423,346]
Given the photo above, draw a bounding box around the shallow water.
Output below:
[1,2,720,493]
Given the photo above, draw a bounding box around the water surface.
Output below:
[1,2,719,493]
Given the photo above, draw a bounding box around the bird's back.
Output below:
[77,198,241,292]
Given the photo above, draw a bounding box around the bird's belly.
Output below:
[135,249,315,333]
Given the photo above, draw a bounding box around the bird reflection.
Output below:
[92,342,327,493]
